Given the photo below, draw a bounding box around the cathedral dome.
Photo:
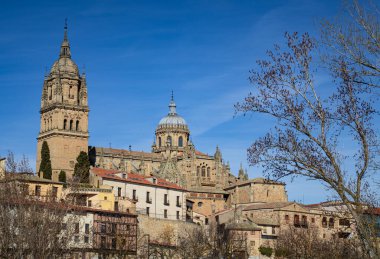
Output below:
[49,21,79,76]
[157,96,188,130]
[51,57,79,75]
[158,112,187,127]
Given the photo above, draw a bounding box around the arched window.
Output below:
[201,166,206,177]
[158,137,162,147]
[207,167,210,177]
[69,120,73,131]
[197,166,200,176]
[167,136,172,146]
[76,120,79,131]
[178,136,183,147]
[63,119,67,130]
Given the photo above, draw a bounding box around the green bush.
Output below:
[259,246,273,257]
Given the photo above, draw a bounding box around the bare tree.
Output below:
[177,226,212,259]
[0,175,77,258]
[148,225,179,259]
[17,154,33,174]
[274,226,365,259]
[5,151,34,174]
[5,151,17,173]
[236,30,378,258]
[176,223,250,259]
[321,0,380,89]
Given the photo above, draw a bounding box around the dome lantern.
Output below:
[153,93,191,153]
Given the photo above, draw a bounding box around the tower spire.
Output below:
[168,91,176,115]
[60,19,71,58]
[64,18,68,41]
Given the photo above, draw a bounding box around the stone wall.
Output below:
[252,183,287,203]
[138,214,198,243]
[188,191,227,217]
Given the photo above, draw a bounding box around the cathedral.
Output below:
[36,24,246,193]
[88,94,242,192]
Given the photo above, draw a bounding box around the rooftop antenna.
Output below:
[171,90,174,101]
[129,145,132,151]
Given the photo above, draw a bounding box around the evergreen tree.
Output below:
[58,170,66,183]
[73,151,90,183]
[39,141,52,179]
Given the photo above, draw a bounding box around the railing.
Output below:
[176,202,182,207]
[164,200,170,206]
[70,187,112,193]
[132,196,139,202]
[146,197,152,204]
[136,209,186,221]
[294,221,308,228]
[115,196,127,201]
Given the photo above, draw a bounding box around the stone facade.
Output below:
[138,214,197,243]
[225,178,288,205]
[242,202,354,240]
[0,157,6,178]
[36,25,89,181]
[187,190,228,218]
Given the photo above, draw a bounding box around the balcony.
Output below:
[200,177,216,187]
[294,221,308,228]
[115,196,128,201]
[70,187,112,194]
[132,195,139,202]
[164,200,170,206]
[146,197,152,204]
[176,202,182,208]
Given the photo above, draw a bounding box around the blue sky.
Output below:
[0,0,349,203]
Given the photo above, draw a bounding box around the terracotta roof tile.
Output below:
[91,168,185,191]
[195,150,209,156]
[366,208,380,215]
[243,202,295,211]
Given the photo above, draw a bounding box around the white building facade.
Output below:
[91,168,187,221]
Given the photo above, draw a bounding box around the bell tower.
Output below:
[36,22,89,180]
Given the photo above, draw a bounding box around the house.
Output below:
[0,172,64,201]
[91,168,186,221]
[65,206,138,258]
